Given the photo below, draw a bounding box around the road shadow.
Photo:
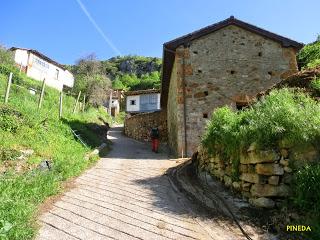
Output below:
[62,118,109,149]
[106,126,170,160]
[132,163,282,240]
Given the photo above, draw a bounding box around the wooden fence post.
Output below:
[73,91,81,113]
[38,78,46,109]
[82,94,86,112]
[59,91,63,119]
[4,72,13,104]
[109,90,113,114]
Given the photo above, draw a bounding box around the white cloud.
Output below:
[75,0,122,56]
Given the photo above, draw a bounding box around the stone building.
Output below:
[161,16,303,157]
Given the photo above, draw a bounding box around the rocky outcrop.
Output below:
[117,57,161,76]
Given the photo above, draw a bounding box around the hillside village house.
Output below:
[161,16,303,157]
[125,89,160,114]
[104,90,124,117]
[10,47,74,91]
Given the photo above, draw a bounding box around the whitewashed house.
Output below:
[10,47,74,91]
[104,90,123,117]
[125,89,160,113]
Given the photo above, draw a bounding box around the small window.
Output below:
[203,113,208,118]
[150,94,157,104]
[204,91,208,96]
[55,69,59,80]
[130,100,136,105]
[258,52,262,57]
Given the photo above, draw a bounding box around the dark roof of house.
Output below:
[124,89,160,96]
[10,47,67,71]
[161,16,304,107]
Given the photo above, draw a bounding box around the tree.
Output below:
[298,37,320,69]
[112,78,125,90]
[0,46,14,66]
[87,74,112,106]
[72,54,112,106]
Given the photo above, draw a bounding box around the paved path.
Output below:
[37,126,247,240]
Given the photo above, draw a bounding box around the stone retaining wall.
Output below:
[124,111,167,142]
[197,142,319,208]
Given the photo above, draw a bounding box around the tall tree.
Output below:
[73,54,112,106]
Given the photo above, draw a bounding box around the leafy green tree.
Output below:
[72,54,111,106]
[120,74,140,88]
[0,46,14,66]
[112,78,125,90]
[298,36,320,69]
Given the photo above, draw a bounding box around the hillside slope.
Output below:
[67,55,162,95]
[0,64,111,239]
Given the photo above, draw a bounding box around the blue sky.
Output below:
[1,0,319,64]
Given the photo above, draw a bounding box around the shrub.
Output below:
[298,39,320,69]
[241,89,320,148]
[202,106,242,180]
[0,46,14,66]
[202,89,320,179]
[292,164,320,212]
[0,148,20,161]
[0,106,24,132]
[310,77,320,94]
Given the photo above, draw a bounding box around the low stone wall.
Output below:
[197,142,319,208]
[124,111,167,142]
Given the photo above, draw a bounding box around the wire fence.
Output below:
[1,72,85,118]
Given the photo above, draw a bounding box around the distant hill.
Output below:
[66,55,162,93]
[102,55,162,78]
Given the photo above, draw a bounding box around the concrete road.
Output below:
[37,126,246,240]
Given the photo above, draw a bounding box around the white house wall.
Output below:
[157,93,161,109]
[14,49,29,66]
[12,49,74,91]
[126,95,140,112]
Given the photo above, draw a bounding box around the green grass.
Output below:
[202,88,320,237]
[297,39,320,69]
[310,77,320,94]
[114,111,125,124]
[291,165,320,239]
[0,68,112,239]
[202,88,320,179]
[202,88,320,154]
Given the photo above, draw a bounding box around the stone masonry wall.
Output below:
[197,142,319,208]
[167,54,185,156]
[167,25,298,157]
[124,111,167,142]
